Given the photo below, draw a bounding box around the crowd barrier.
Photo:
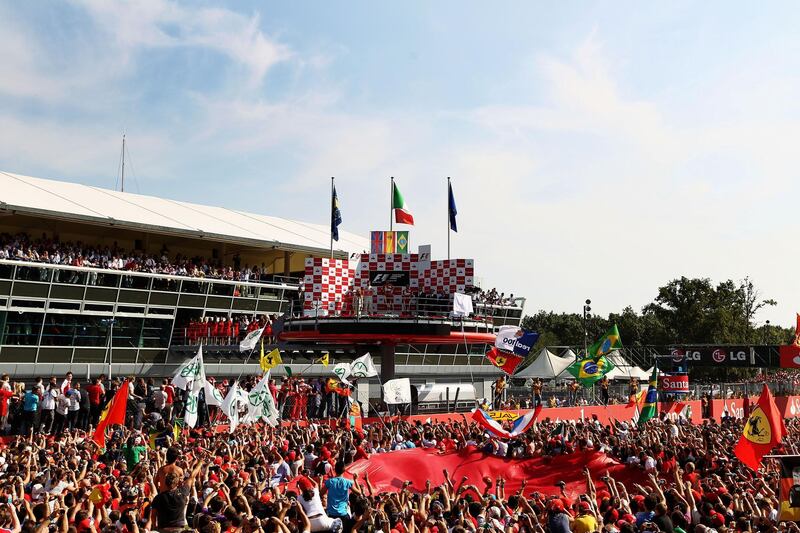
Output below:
[359,395,800,427]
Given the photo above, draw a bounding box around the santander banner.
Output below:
[659,374,689,394]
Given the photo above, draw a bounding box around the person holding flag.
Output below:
[637,368,659,427]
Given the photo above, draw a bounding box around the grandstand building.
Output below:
[0,171,524,405]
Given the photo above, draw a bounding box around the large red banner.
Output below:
[346,448,645,497]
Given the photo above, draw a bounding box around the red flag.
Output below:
[733,384,786,471]
[92,380,129,448]
[485,347,524,375]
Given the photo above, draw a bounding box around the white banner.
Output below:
[239,327,265,352]
[495,325,521,353]
[172,346,204,391]
[332,362,352,384]
[204,381,224,406]
[350,353,378,379]
[452,293,474,317]
[383,378,412,405]
[243,371,279,427]
[221,382,246,433]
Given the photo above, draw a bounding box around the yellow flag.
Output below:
[319,352,330,367]
[261,348,282,371]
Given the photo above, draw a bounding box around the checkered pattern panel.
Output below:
[301,255,475,316]
[302,257,355,314]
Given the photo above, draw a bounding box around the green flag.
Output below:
[587,324,623,359]
[566,355,615,387]
[638,367,659,427]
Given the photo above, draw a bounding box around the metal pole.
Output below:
[121,135,125,193]
[390,177,394,232]
[447,177,450,261]
[330,176,334,259]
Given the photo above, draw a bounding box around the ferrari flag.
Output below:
[734,383,786,470]
[485,347,524,375]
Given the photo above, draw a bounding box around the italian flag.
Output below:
[392,182,414,225]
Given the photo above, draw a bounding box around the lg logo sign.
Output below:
[712,349,746,363]
[671,349,700,362]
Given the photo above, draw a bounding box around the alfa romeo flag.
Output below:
[392,180,414,225]
[734,383,786,470]
[485,347,524,375]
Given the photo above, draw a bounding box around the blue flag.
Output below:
[448,180,457,232]
[331,184,342,242]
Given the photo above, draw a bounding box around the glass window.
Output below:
[2,311,43,346]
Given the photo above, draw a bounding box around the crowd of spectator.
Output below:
[0,370,796,533]
[0,232,284,284]
[469,287,516,306]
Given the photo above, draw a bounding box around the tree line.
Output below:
[522,277,794,350]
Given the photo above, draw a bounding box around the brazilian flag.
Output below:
[587,324,623,359]
[637,368,659,427]
[567,355,615,386]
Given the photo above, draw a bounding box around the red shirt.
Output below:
[0,389,13,417]
[84,384,104,405]
[164,385,174,405]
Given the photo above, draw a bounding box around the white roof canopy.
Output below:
[516,348,574,379]
[0,171,368,256]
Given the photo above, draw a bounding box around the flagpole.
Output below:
[390,176,394,232]
[330,176,334,259]
[447,176,451,261]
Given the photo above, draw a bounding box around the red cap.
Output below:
[579,501,591,512]
[549,499,565,512]
[298,476,314,491]
[711,512,726,527]
[287,451,297,462]
[622,513,636,523]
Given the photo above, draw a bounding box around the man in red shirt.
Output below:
[84,377,105,427]
[0,385,13,434]
[162,379,175,422]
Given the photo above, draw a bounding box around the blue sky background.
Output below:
[1,1,799,325]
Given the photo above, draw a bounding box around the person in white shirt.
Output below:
[67,387,81,430]
[40,384,58,434]
[53,392,70,435]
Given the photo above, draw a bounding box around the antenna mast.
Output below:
[120,134,126,192]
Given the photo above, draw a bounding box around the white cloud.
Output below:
[70,0,291,87]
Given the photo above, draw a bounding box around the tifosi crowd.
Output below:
[0,371,796,533]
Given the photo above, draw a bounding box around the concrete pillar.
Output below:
[283,251,291,278]
[379,343,396,383]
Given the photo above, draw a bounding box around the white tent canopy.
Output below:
[516,348,573,379]
[605,351,649,380]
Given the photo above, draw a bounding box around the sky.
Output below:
[1,1,799,326]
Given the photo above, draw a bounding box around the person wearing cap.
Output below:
[573,500,598,533]
[547,498,571,533]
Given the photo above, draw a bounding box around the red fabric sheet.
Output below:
[346,447,644,498]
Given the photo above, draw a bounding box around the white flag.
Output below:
[383,378,412,405]
[183,349,206,428]
[172,346,204,391]
[452,293,474,317]
[243,371,279,427]
[332,362,352,384]
[349,353,378,379]
[221,382,246,433]
[495,325,521,352]
[239,327,265,352]
[204,381,224,407]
